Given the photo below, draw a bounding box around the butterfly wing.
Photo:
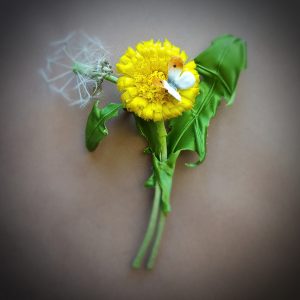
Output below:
[167,56,183,83]
[167,56,195,91]
[163,80,181,101]
[174,71,196,90]
[153,56,193,101]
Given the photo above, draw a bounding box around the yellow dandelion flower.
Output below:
[116,39,200,122]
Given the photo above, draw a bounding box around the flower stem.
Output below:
[155,121,168,161]
[132,121,168,269]
[145,121,168,269]
[146,210,166,269]
[132,183,161,269]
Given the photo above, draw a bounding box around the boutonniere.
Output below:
[41,32,247,269]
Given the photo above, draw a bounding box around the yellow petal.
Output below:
[117,76,135,90]
[129,96,148,110]
[180,87,199,99]
[125,87,138,97]
[142,104,154,120]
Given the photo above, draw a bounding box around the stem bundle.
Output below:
[132,120,168,269]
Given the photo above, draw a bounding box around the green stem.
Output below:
[145,121,168,269]
[132,121,168,269]
[147,211,166,269]
[145,121,169,269]
[155,121,168,160]
[103,74,118,84]
[132,183,161,269]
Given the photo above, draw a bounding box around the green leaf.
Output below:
[134,117,166,156]
[195,34,247,105]
[167,35,247,167]
[147,152,179,213]
[134,117,178,213]
[85,100,122,151]
[144,172,155,188]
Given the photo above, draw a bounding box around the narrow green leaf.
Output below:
[151,152,179,213]
[144,172,155,188]
[167,35,247,166]
[85,100,122,152]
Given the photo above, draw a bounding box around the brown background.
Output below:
[1,0,300,299]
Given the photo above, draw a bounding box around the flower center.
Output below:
[134,71,168,103]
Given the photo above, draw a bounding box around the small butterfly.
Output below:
[154,56,196,101]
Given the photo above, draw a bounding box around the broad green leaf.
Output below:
[167,35,247,167]
[85,100,122,151]
[195,34,247,105]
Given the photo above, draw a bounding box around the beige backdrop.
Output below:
[1,0,300,299]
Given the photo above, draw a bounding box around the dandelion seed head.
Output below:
[40,31,112,107]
